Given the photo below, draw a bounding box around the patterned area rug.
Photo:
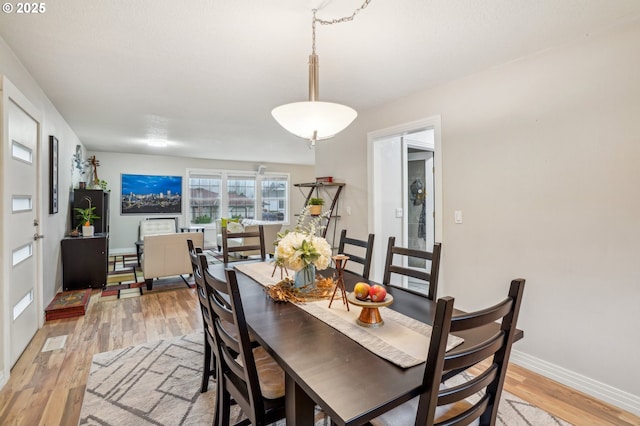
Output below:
[79,333,572,426]
[100,251,223,301]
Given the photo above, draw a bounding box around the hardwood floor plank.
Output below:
[38,386,67,426]
[0,287,637,425]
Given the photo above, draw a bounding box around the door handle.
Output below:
[33,233,44,240]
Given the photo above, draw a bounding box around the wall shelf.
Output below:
[294,182,345,249]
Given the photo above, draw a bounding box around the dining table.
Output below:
[207,261,524,426]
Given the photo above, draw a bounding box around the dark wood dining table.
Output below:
[208,262,523,426]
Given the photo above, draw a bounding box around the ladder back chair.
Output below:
[337,229,375,279]
[187,240,215,393]
[383,237,442,300]
[221,224,266,264]
[207,268,285,426]
[370,279,525,426]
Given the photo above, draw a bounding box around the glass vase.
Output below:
[294,264,316,288]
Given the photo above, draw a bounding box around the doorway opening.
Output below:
[367,117,442,292]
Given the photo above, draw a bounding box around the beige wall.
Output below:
[88,151,315,251]
[316,20,640,412]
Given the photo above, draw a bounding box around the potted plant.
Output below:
[308,197,324,215]
[74,196,100,237]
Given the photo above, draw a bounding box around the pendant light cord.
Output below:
[311,0,373,54]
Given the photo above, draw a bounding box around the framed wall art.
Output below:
[49,135,58,214]
[121,173,182,215]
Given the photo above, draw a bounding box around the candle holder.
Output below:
[328,254,349,310]
[272,262,289,280]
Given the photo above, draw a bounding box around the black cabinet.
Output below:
[71,189,109,233]
[61,233,108,290]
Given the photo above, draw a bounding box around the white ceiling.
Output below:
[1,0,639,165]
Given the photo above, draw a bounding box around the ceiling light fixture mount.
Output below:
[271,1,372,146]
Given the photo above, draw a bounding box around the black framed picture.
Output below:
[49,135,58,214]
[120,173,182,214]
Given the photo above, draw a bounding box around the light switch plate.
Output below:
[454,210,463,224]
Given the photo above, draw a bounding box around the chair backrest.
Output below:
[221,224,266,263]
[187,241,213,337]
[205,267,270,424]
[186,239,202,267]
[139,217,178,240]
[416,279,525,425]
[382,236,441,300]
[337,229,375,279]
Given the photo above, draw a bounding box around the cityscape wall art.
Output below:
[121,174,182,215]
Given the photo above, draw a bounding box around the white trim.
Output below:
[511,350,640,416]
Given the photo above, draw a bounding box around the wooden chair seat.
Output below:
[370,390,477,425]
[247,346,285,399]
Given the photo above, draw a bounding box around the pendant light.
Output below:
[272,2,372,145]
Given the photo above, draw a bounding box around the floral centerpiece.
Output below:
[274,206,332,288]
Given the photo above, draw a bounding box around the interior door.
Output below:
[6,92,40,366]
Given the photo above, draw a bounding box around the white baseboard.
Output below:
[108,247,136,255]
[510,349,640,416]
[0,370,7,391]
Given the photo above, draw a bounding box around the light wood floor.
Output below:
[0,288,638,426]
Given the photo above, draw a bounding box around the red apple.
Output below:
[368,285,387,302]
[353,282,371,300]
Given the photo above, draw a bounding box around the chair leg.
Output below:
[145,278,153,290]
[201,338,211,393]
[217,381,230,426]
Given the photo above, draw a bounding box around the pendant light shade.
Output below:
[271,101,357,142]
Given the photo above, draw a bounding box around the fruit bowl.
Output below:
[347,292,394,328]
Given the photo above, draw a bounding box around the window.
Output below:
[228,175,256,220]
[188,174,221,224]
[261,176,287,222]
[187,169,289,226]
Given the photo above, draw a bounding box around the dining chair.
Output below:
[337,229,375,279]
[221,224,266,264]
[186,240,215,393]
[207,268,285,426]
[370,278,525,426]
[382,237,442,300]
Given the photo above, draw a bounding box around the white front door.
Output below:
[3,79,41,367]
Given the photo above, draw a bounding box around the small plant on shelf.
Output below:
[74,196,100,236]
[307,197,324,215]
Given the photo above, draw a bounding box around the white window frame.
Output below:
[186,168,290,228]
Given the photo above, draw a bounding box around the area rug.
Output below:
[99,250,223,301]
[79,333,572,426]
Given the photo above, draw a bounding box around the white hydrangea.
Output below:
[275,231,332,272]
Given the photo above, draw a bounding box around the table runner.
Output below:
[234,262,463,368]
